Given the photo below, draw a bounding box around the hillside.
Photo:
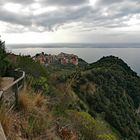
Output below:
[72,56,140,140]
[1,41,140,139]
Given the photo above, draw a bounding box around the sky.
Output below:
[0,0,140,44]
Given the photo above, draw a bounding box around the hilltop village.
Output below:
[33,52,79,65]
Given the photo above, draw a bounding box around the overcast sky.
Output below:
[0,0,140,44]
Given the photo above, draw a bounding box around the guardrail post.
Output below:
[0,91,3,100]
[14,83,19,107]
[23,77,25,88]
[0,91,3,106]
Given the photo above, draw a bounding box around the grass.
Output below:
[19,87,45,110]
[34,93,45,107]
[17,86,49,138]
[18,87,33,112]
[0,106,12,135]
[0,85,58,140]
[0,104,17,139]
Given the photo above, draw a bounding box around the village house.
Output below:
[33,52,78,65]
[70,56,78,65]
[57,52,78,65]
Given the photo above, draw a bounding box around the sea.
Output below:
[6,43,140,75]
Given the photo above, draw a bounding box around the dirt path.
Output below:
[0,77,14,89]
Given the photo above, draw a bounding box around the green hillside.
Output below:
[73,56,140,140]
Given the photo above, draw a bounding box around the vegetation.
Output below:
[0,86,57,140]
[1,38,140,140]
[73,56,140,140]
[15,55,49,94]
[66,110,120,140]
[16,55,48,78]
[0,39,11,76]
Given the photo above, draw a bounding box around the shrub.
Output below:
[16,56,48,78]
[34,77,49,94]
[66,110,119,140]
[97,134,116,140]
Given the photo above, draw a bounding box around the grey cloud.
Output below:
[0,0,35,5]
[41,0,89,6]
[97,0,140,5]
[97,0,122,5]
[4,25,29,33]
[0,8,32,26]
[33,6,93,31]
[0,0,140,33]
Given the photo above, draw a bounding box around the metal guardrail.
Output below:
[1,71,25,93]
[0,70,25,140]
[0,70,25,104]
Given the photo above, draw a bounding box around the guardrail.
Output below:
[0,70,25,140]
[0,70,25,106]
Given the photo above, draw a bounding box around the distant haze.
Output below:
[0,0,140,44]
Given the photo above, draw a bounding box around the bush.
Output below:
[33,76,49,94]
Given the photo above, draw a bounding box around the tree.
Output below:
[0,37,9,76]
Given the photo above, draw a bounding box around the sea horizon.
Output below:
[6,42,140,49]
